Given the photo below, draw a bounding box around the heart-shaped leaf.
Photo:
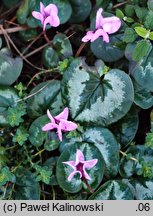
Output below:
[53,33,73,59]
[91,34,124,62]
[42,46,59,68]
[133,48,153,92]
[89,180,134,200]
[29,115,60,150]
[110,106,139,148]
[129,179,153,200]
[133,78,153,109]
[69,0,91,23]
[0,48,23,86]
[83,127,119,178]
[0,87,19,126]
[56,143,104,193]
[62,58,134,126]
[27,80,63,118]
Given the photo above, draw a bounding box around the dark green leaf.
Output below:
[0,48,23,86]
[13,167,40,200]
[69,0,91,23]
[0,87,19,126]
[53,33,73,59]
[27,80,63,118]
[89,180,134,200]
[42,46,59,69]
[83,127,119,178]
[111,106,139,148]
[91,33,124,62]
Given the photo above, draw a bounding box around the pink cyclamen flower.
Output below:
[32,2,60,31]
[63,149,98,182]
[42,108,77,142]
[82,8,121,43]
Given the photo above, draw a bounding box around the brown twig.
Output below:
[0,25,45,70]
[113,0,130,9]
[24,43,49,59]
[0,26,28,35]
[75,42,86,57]
[22,31,44,55]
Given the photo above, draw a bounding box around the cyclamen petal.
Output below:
[47,109,55,123]
[62,161,76,169]
[75,150,85,165]
[40,2,45,17]
[32,11,44,23]
[102,17,121,34]
[96,8,103,29]
[83,168,92,180]
[55,107,69,121]
[82,31,94,42]
[60,119,78,131]
[57,122,62,141]
[67,171,82,182]
[83,159,98,169]
[44,4,58,15]
[42,123,57,131]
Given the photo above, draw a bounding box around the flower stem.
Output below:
[43,31,53,47]
[83,178,94,193]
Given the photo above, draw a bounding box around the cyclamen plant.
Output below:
[42,108,77,141]
[32,2,60,31]
[63,149,98,192]
[1,0,153,201]
[82,8,121,43]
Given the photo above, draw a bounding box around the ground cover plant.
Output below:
[0,0,153,200]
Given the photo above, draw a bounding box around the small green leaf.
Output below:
[13,127,29,146]
[123,28,137,43]
[34,165,52,185]
[144,11,153,30]
[116,9,124,19]
[149,31,153,40]
[7,103,26,127]
[132,40,151,62]
[0,167,15,187]
[135,27,150,39]
[0,147,8,170]
[125,5,135,17]
[135,6,148,22]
